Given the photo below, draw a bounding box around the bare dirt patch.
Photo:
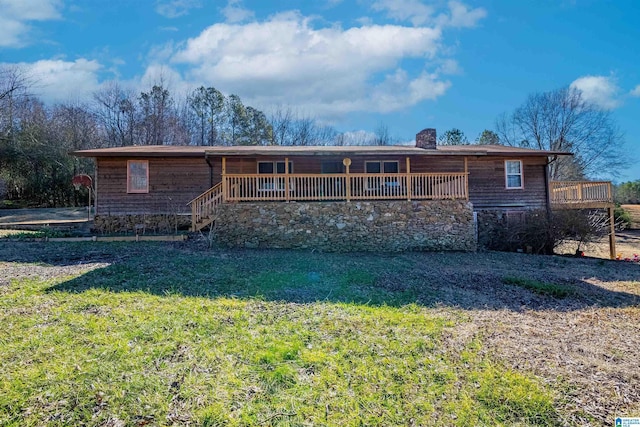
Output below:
[622,204,640,229]
[556,229,640,260]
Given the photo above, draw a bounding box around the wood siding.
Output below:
[96,157,211,215]
[215,155,466,175]
[467,156,548,209]
[95,153,550,215]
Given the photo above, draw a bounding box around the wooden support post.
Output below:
[406,157,411,201]
[464,157,469,200]
[344,158,351,202]
[191,201,197,231]
[221,157,227,200]
[284,157,290,202]
[578,182,583,202]
[608,206,617,260]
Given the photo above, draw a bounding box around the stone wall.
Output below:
[213,200,476,252]
[93,214,191,234]
[476,209,505,249]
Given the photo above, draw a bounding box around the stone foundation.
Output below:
[93,214,191,234]
[213,200,476,252]
[476,209,506,249]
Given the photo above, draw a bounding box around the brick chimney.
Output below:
[416,128,437,149]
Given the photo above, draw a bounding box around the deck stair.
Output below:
[188,182,224,231]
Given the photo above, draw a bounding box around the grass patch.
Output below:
[0,248,563,426]
[0,228,69,240]
[503,276,574,298]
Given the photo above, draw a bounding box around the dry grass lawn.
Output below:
[1,237,639,426]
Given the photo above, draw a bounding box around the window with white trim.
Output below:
[505,160,523,189]
[127,160,149,193]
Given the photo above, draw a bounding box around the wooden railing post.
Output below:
[608,206,616,260]
[221,157,227,201]
[191,200,197,231]
[344,158,351,202]
[406,157,411,201]
[578,182,583,201]
[285,157,290,202]
[464,157,469,201]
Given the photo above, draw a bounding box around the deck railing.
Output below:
[188,182,224,231]
[550,181,613,205]
[224,172,468,202]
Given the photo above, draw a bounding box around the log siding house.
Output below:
[74,129,615,255]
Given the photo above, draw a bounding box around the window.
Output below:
[127,160,149,193]
[505,160,523,189]
[321,161,344,174]
[257,161,293,191]
[365,161,399,174]
[506,210,526,226]
[257,161,293,174]
[365,160,400,192]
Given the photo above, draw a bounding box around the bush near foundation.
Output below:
[491,209,615,255]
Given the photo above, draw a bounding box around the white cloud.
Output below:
[221,0,254,23]
[17,59,103,103]
[630,85,640,97]
[171,12,450,118]
[371,0,435,26]
[371,0,485,28]
[156,0,201,18]
[444,1,487,28]
[0,0,62,47]
[570,75,620,110]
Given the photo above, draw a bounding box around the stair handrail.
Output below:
[188,182,224,231]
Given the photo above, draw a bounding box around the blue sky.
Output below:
[2,0,639,181]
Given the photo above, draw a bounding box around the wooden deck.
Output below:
[190,172,468,231]
[191,177,616,234]
[224,172,468,202]
[550,181,614,209]
[550,180,616,259]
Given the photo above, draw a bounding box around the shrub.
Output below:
[614,205,631,230]
[491,209,615,255]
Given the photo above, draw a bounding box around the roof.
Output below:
[72,144,571,158]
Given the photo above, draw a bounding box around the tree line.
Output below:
[0,65,631,207]
[0,67,395,207]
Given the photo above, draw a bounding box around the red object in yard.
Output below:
[72,174,92,189]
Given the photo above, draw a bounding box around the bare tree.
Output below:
[268,106,337,146]
[496,87,626,180]
[373,123,392,146]
[93,82,137,147]
[0,65,31,145]
[269,106,295,146]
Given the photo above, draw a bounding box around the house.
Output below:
[73,128,616,255]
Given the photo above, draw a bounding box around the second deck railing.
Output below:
[224,172,468,202]
[550,181,613,205]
